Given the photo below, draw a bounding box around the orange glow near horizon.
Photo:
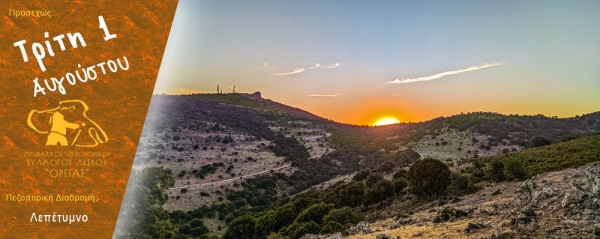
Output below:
[373,117,401,126]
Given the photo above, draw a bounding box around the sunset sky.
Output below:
[154,0,600,126]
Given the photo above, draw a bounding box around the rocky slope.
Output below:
[336,162,600,238]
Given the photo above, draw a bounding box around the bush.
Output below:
[320,221,344,234]
[407,158,451,199]
[365,173,384,188]
[393,178,408,194]
[223,215,255,239]
[266,232,288,239]
[178,225,192,235]
[378,161,396,173]
[338,181,366,207]
[392,169,407,179]
[352,170,370,181]
[488,160,505,182]
[189,219,209,236]
[530,136,551,147]
[433,207,468,223]
[504,159,528,181]
[291,221,320,239]
[369,179,395,202]
[322,207,363,227]
[482,135,600,176]
[447,173,478,195]
[295,203,333,225]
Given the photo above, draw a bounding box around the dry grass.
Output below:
[345,219,476,239]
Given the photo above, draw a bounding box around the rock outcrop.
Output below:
[375,233,393,239]
[349,221,371,235]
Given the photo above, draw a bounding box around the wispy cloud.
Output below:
[307,63,321,70]
[252,63,269,70]
[321,62,340,68]
[273,68,305,76]
[274,62,340,76]
[387,62,502,84]
[309,93,342,97]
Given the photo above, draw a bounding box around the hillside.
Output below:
[343,161,600,239]
[188,92,332,123]
[343,135,600,239]
[114,93,600,239]
[116,94,375,237]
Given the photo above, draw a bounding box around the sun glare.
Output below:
[373,117,401,126]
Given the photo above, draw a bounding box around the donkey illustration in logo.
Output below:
[27,100,108,147]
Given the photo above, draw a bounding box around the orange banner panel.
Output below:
[0,0,179,238]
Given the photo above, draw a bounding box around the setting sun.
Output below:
[373,117,401,126]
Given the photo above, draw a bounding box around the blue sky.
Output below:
[155,0,600,125]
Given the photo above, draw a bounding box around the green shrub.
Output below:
[365,173,385,187]
[393,178,408,194]
[222,215,255,239]
[433,207,468,223]
[504,159,528,181]
[369,179,395,202]
[488,160,505,182]
[322,207,363,228]
[352,169,370,181]
[447,173,478,195]
[295,203,333,225]
[320,221,344,234]
[407,158,451,199]
[478,135,600,177]
[530,136,551,147]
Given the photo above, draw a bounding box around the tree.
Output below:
[322,207,363,228]
[338,181,366,207]
[274,205,297,228]
[378,161,396,173]
[530,136,551,147]
[295,203,333,225]
[113,167,178,239]
[369,179,394,203]
[407,158,451,199]
[488,160,505,182]
[290,221,320,239]
[223,215,255,239]
[187,219,209,237]
[365,173,384,187]
[254,211,279,238]
[352,169,370,181]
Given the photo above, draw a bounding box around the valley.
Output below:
[114,93,600,239]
